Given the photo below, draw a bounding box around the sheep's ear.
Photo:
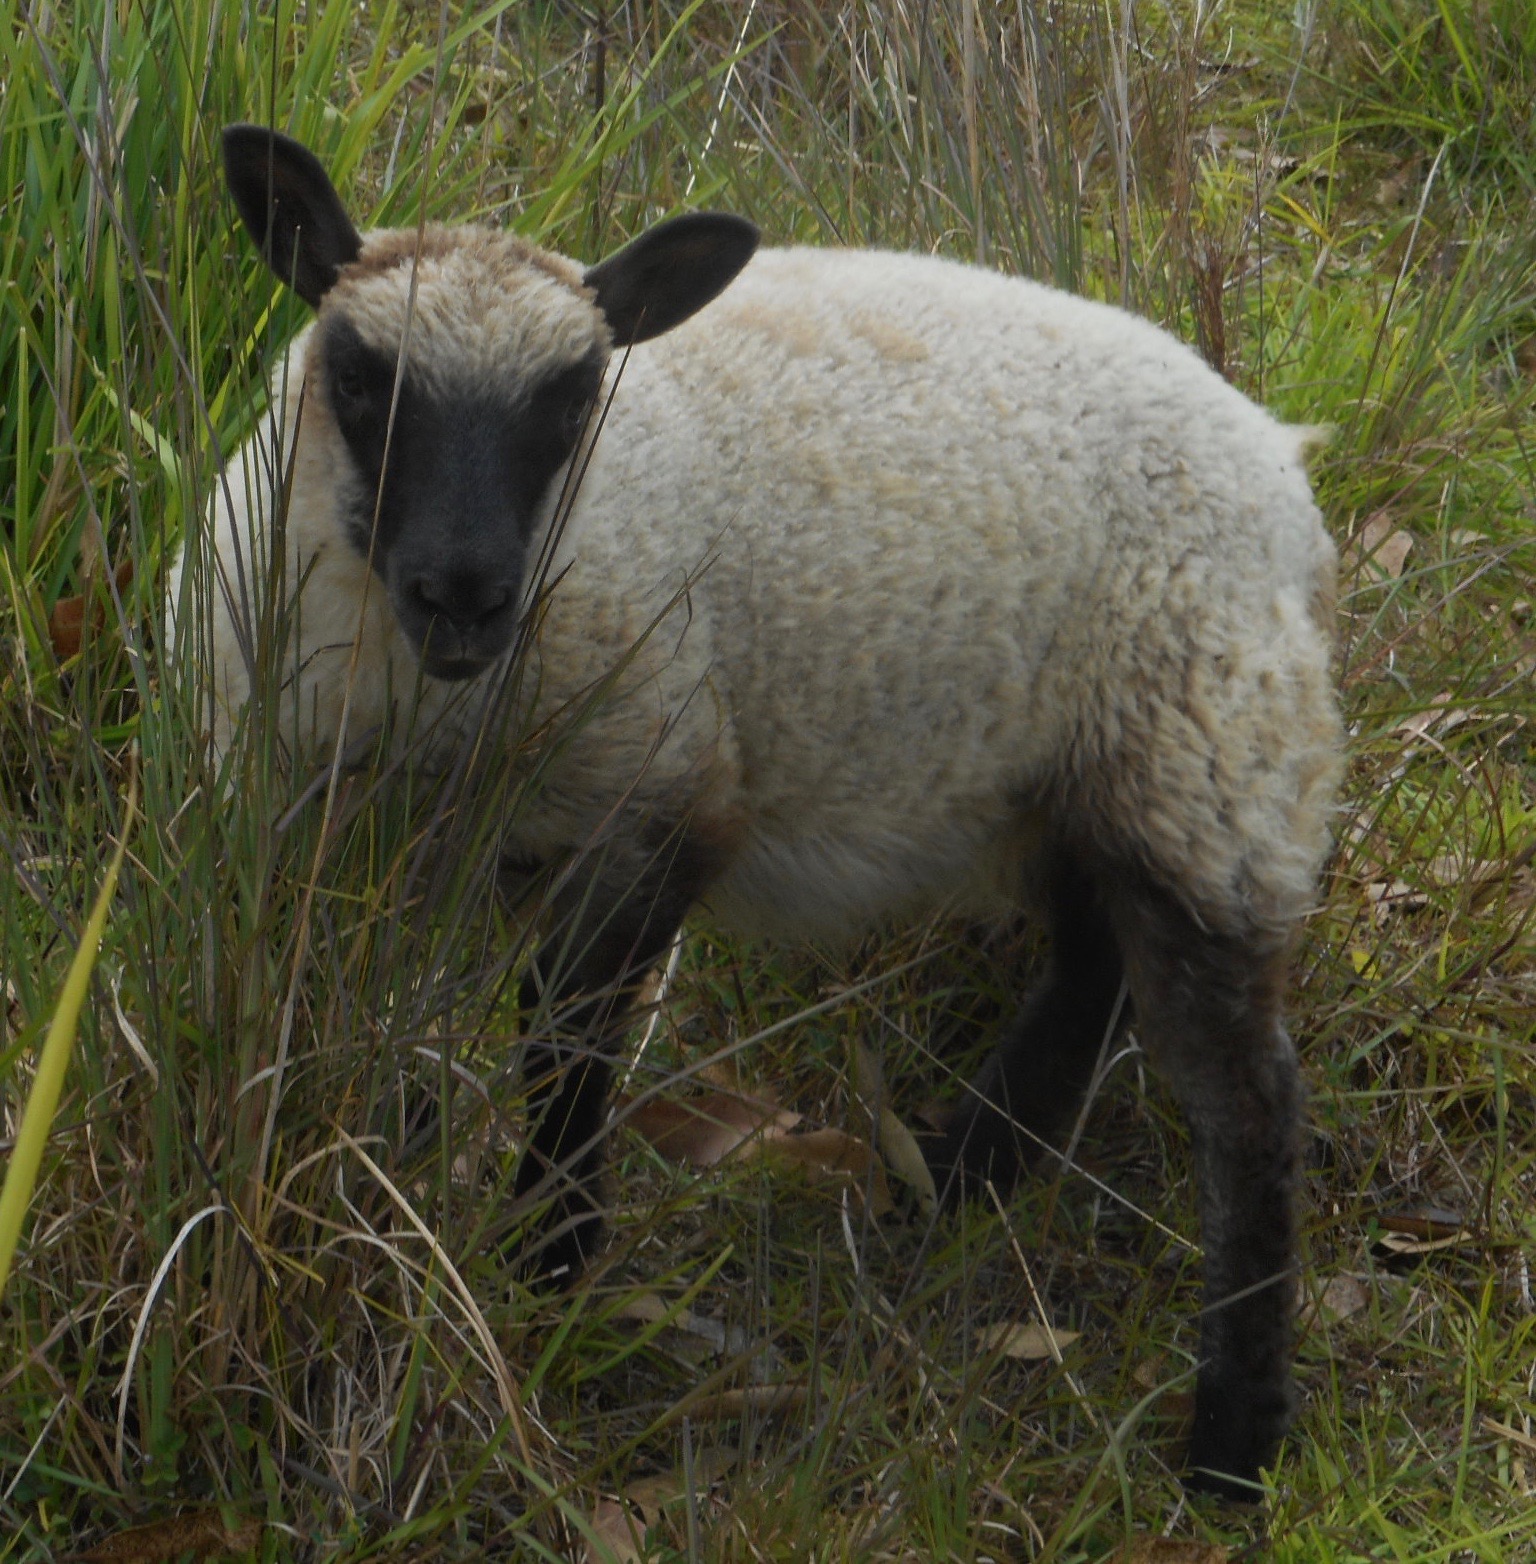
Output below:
[584,213,759,346]
[222,125,363,308]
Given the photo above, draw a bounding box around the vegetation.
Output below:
[1,1,1533,1558]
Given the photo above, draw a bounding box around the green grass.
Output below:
[2,1,1535,1559]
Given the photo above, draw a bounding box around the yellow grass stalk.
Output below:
[0,768,138,1298]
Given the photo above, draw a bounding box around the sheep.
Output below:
[179,123,1342,1498]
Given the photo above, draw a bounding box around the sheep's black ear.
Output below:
[584,212,759,346]
[222,125,363,308]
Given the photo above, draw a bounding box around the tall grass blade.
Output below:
[0,764,137,1298]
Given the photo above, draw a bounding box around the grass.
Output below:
[2,0,1535,1558]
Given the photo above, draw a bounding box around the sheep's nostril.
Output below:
[407,577,448,621]
[407,576,514,634]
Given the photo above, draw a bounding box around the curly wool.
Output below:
[176,233,1340,945]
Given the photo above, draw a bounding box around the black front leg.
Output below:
[511,828,714,1286]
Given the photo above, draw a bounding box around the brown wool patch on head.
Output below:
[344,225,583,292]
[321,225,608,403]
[346,224,479,277]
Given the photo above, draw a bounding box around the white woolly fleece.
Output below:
[172,235,1340,943]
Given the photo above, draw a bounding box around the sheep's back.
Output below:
[546,248,1337,939]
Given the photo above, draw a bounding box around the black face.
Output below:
[322,316,603,680]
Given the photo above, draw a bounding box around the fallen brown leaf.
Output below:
[1421,854,1507,890]
[587,1472,698,1562]
[1375,1225,1470,1256]
[878,1106,938,1214]
[762,1125,894,1216]
[1379,1206,1469,1240]
[853,1039,937,1213]
[850,1038,888,1109]
[1343,512,1412,582]
[586,1496,650,1563]
[1105,1538,1227,1564]
[1300,1273,1369,1327]
[623,1086,892,1213]
[1373,156,1422,207]
[664,1381,809,1425]
[48,559,134,661]
[70,1510,260,1563]
[1364,878,1427,920]
[620,1088,798,1167]
[1129,1356,1196,1422]
[583,1462,734,1562]
[1394,699,1477,743]
[976,1320,1082,1361]
[1374,1205,1474,1257]
[614,1290,734,1355]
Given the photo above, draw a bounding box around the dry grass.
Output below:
[2,1,1535,1559]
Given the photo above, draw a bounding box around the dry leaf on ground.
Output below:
[1299,1273,1370,1327]
[1343,512,1413,581]
[977,1320,1082,1361]
[761,1125,894,1215]
[48,559,134,661]
[585,1473,694,1563]
[1394,699,1477,744]
[586,1495,655,1564]
[1129,1357,1197,1421]
[852,1039,938,1213]
[1378,1206,1467,1240]
[1374,1205,1473,1257]
[70,1511,260,1564]
[584,1462,736,1562]
[622,1087,893,1213]
[663,1382,809,1426]
[614,1290,737,1355]
[1364,878,1427,921]
[1420,854,1508,892]
[878,1107,938,1213]
[619,1088,799,1166]
[1105,1538,1227,1564]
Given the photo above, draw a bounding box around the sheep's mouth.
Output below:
[406,613,515,682]
[422,652,495,683]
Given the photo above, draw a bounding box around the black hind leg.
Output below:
[928,852,1126,1199]
[1104,869,1302,1497]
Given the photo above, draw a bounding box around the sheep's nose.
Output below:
[406,573,513,635]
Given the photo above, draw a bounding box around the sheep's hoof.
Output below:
[1182,1461,1267,1504]
[515,1191,606,1293]
[913,1127,974,1213]
[1182,1373,1291,1502]
[914,1107,1028,1214]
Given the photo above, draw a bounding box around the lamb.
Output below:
[179,123,1341,1497]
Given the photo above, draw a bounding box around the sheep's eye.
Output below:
[559,396,589,445]
[333,366,367,408]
